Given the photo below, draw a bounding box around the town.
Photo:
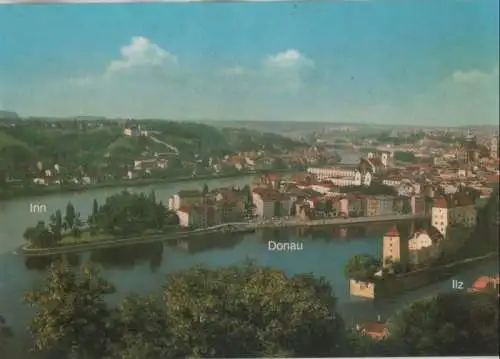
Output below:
[0,0,499,357]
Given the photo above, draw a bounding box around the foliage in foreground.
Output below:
[24,262,348,359]
[386,291,499,356]
[18,261,500,359]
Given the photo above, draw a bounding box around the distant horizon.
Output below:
[2,111,498,130]
[0,0,498,126]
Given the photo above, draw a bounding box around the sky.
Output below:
[0,0,498,125]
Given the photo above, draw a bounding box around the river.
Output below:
[0,167,498,357]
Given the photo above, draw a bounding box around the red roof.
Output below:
[267,173,281,181]
[434,197,449,208]
[358,322,388,340]
[369,157,383,166]
[386,226,400,237]
[178,206,191,213]
[487,174,499,184]
[472,276,491,290]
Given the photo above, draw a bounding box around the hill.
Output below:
[0,131,34,168]
[0,111,19,119]
[221,128,307,153]
[0,120,309,172]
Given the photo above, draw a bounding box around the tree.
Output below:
[65,202,76,231]
[91,199,99,225]
[202,183,209,195]
[242,184,252,204]
[25,262,115,359]
[94,191,168,236]
[72,212,83,238]
[344,254,381,281]
[49,209,63,242]
[23,221,56,248]
[386,291,499,356]
[162,263,347,357]
[106,295,171,359]
[393,151,416,163]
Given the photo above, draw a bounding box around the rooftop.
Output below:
[385,226,400,237]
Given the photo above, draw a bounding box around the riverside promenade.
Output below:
[17,213,429,257]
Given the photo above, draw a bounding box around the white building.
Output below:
[177,207,201,228]
[308,169,371,188]
[307,167,357,180]
[124,126,140,137]
[431,194,476,238]
[408,230,440,265]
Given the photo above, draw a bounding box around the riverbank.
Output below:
[17,224,255,257]
[350,251,499,299]
[18,213,426,256]
[0,169,295,201]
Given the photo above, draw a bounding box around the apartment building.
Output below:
[431,193,476,238]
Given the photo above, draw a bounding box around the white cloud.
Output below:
[264,49,314,70]
[6,33,497,126]
[452,69,491,85]
[106,36,177,73]
[391,63,499,126]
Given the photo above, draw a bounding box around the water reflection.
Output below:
[90,242,164,272]
[169,232,245,253]
[21,220,426,273]
[23,242,163,272]
[261,219,423,243]
[24,253,80,271]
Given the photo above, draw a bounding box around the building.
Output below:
[456,129,480,165]
[346,195,365,217]
[358,152,392,174]
[377,195,395,216]
[408,229,440,266]
[177,204,221,228]
[383,226,402,266]
[252,173,281,190]
[349,279,376,299]
[252,188,291,219]
[177,206,201,228]
[123,125,140,137]
[468,275,499,294]
[490,136,498,159]
[365,196,381,217]
[133,159,168,171]
[431,193,476,238]
[355,320,389,340]
[168,190,204,211]
[411,195,426,215]
[307,167,371,187]
[307,166,357,180]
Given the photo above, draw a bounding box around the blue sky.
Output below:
[0,0,498,125]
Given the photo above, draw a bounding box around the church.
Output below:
[456,129,480,165]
